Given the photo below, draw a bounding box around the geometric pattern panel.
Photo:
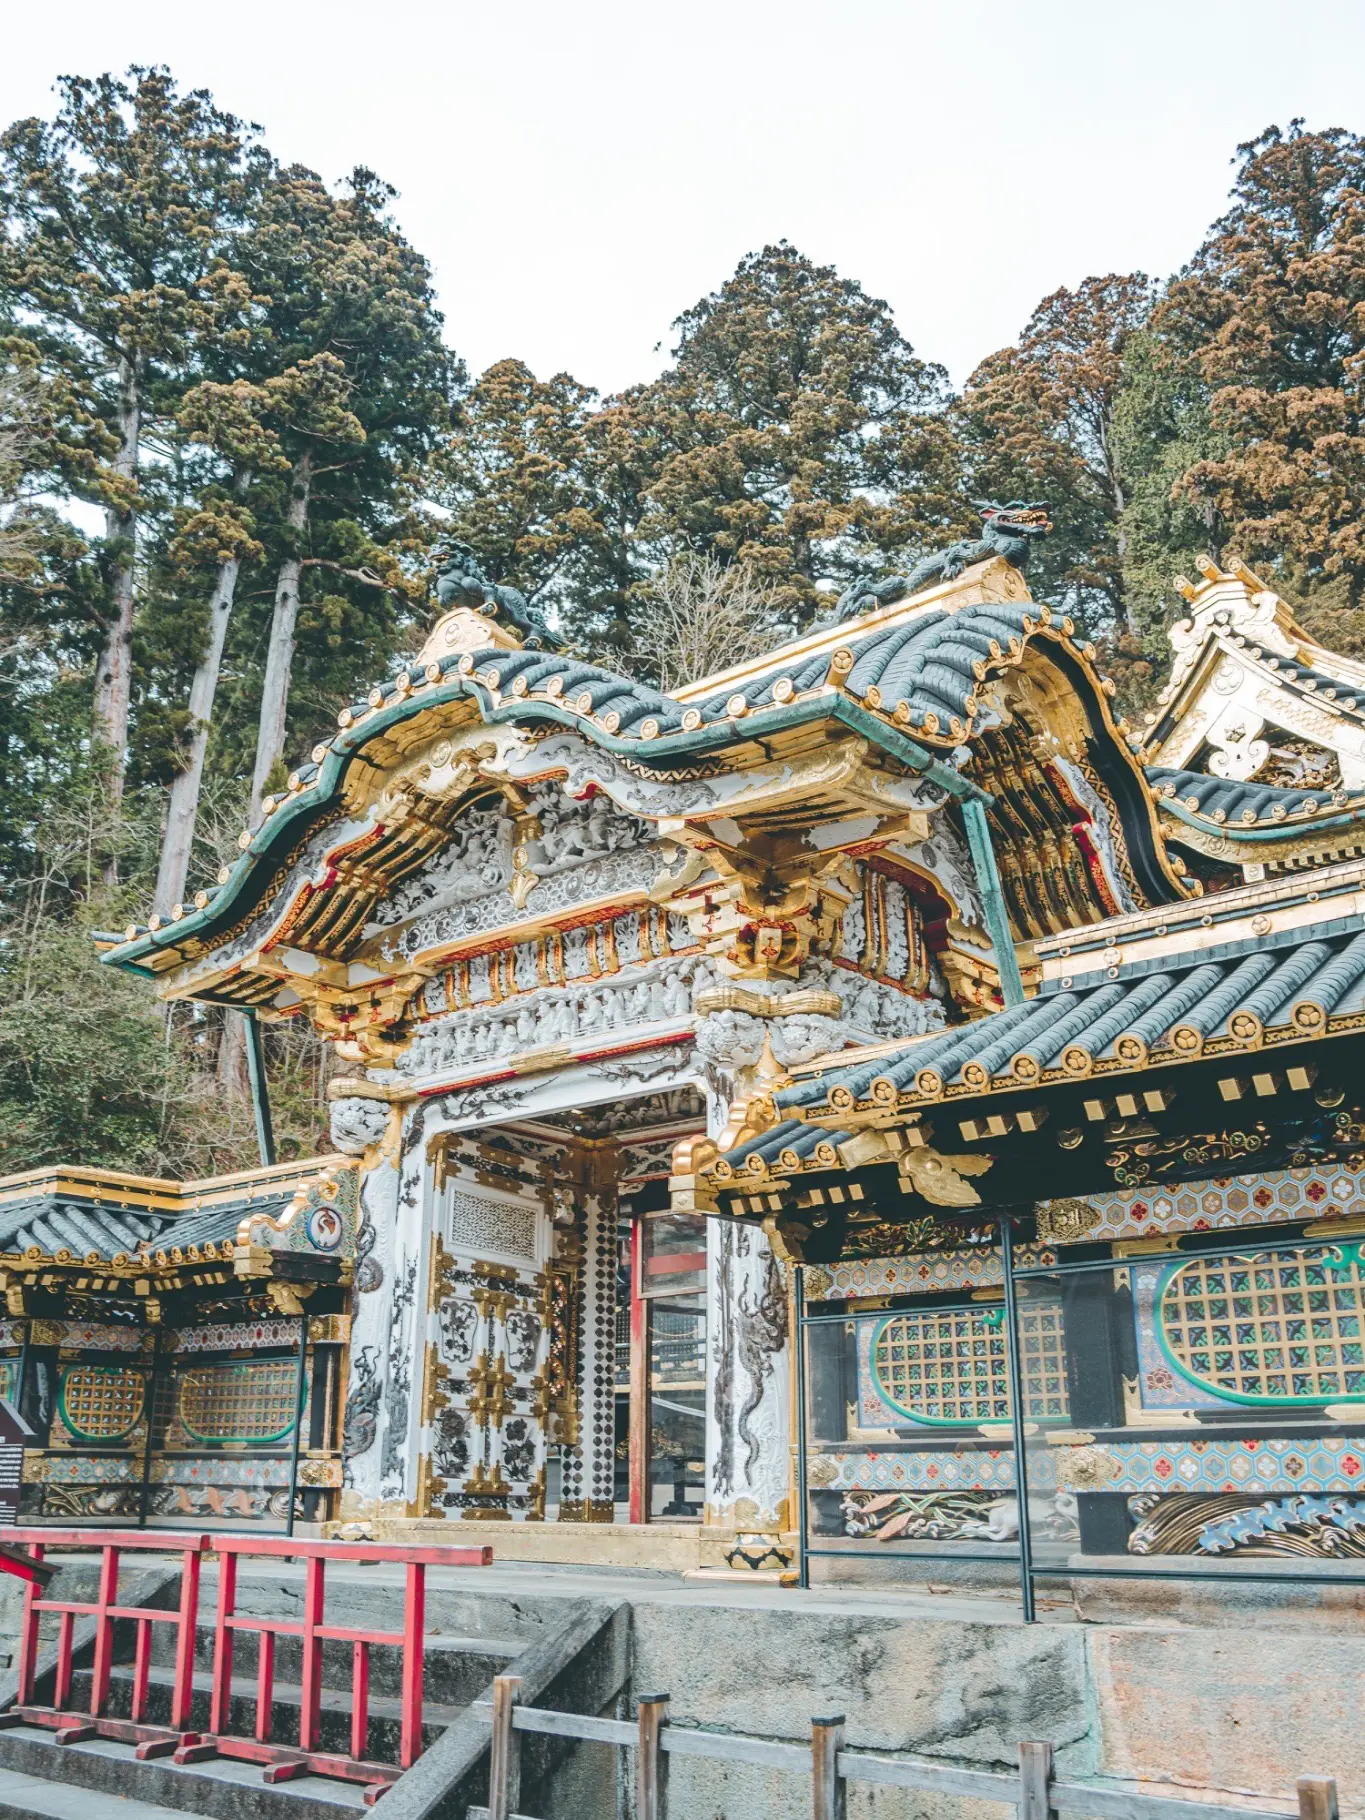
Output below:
[857,1302,1068,1428]
[48,1321,146,1353]
[151,1456,293,1487]
[1052,1164,1365,1246]
[23,1453,141,1485]
[808,1245,1056,1304]
[1158,1247,1365,1406]
[446,1187,540,1265]
[170,1319,302,1354]
[56,1365,146,1444]
[559,1190,615,1518]
[174,1360,299,1445]
[809,1446,1034,1493]
[1050,1434,1365,1496]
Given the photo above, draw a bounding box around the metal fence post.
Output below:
[1019,1741,1054,1820]
[637,1692,670,1820]
[1001,1213,1037,1623]
[811,1714,846,1820]
[796,1265,810,1590]
[488,1674,522,1820]
[1298,1780,1339,1820]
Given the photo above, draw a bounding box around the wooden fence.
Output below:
[470,1675,1342,1820]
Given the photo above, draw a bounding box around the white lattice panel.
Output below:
[445,1184,546,1267]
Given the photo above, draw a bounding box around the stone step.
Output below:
[0,1759,202,1819]
[67,1659,462,1763]
[0,1725,369,1820]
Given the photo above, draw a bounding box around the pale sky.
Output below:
[3,1,1362,396]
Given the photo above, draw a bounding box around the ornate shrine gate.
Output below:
[66,531,1365,1586]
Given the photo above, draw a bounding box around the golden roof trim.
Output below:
[0,1154,348,1215]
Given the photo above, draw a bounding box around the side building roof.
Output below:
[0,1158,346,1267]
[714,855,1365,1173]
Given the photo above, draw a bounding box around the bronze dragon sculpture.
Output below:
[819,500,1052,626]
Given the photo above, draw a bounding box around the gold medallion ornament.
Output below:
[1034,1199,1102,1244]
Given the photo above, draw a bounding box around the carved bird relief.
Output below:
[899,1146,994,1207]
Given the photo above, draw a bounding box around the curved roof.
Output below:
[0,1159,336,1265]
[688,599,1088,741]
[721,918,1365,1175]
[0,1194,166,1260]
[100,566,1161,979]
[1148,765,1355,823]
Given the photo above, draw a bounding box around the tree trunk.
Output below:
[251,447,313,819]
[152,471,253,918]
[94,355,142,826]
[1101,417,1140,637]
[217,1009,251,1104]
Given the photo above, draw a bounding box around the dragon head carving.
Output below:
[975,500,1053,566]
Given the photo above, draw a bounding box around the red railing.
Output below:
[3,1529,208,1756]
[0,1528,493,1803]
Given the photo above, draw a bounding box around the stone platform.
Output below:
[0,1551,1358,1819]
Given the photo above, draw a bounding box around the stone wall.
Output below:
[541,1585,1364,1820]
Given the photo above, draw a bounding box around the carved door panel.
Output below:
[482,1280,550,1514]
[429,1263,551,1517]
[426,1178,554,1519]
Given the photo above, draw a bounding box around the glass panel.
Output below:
[648,1292,705,1519]
[802,1275,1022,1574]
[1019,1240,1365,1577]
[641,1210,707,1299]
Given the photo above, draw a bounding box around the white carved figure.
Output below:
[370,800,513,932]
[521,781,644,875]
[839,892,866,963]
[693,1009,769,1069]
[615,913,642,966]
[958,1492,1079,1541]
[398,951,712,1080]
[822,963,945,1043]
[329,1097,390,1156]
[770,1014,846,1065]
[883,879,911,979]
[369,783,656,959]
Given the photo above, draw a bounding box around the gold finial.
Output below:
[1228,555,1269,592]
[755,1031,790,1090]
